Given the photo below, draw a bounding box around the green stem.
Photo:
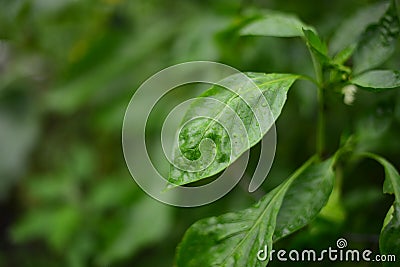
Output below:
[298,74,319,86]
[308,47,325,158]
[316,86,325,158]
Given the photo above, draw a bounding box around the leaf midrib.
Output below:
[217,157,314,266]
[183,75,296,151]
[217,184,288,266]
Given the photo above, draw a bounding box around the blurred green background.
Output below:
[1,0,400,266]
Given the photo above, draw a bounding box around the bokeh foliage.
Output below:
[0,0,399,266]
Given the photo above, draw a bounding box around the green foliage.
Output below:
[360,154,400,266]
[169,73,298,186]
[353,1,400,74]
[303,29,328,59]
[2,0,400,267]
[240,10,313,37]
[273,157,335,241]
[176,157,335,267]
[351,70,400,90]
[381,204,400,267]
[329,2,389,55]
[171,1,400,266]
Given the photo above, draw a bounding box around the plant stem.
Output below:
[308,48,325,158]
[316,86,325,158]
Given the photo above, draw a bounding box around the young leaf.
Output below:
[303,29,352,76]
[332,44,356,65]
[303,29,328,56]
[273,157,335,241]
[303,29,330,66]
[329,2,389,55]
[353,2,400,74]
[350,70,400,91]
[175,158,315,267]
[168,73,299,186]
[361,154,400,264]
[240,10,313,37]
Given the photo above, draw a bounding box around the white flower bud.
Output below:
[341,84,357,105]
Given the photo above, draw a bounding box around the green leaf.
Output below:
[175,158,312,267]
[367,154,400,202]
[274,157,335,241]
[240,10,313,37]
[353,2,400,74]
[303,29,328,56]
[318,182,346,224]
[329,45,354,76]
[168,73,299,186]
[361,154,400,265]
[332,44,356,65]
[380,204,400,267]
[303,29,353,75]
[175,157,335,267]
[303,29,330,66]
[383,205,395,229]
[351,70,400,91]
[329,2,389,55]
